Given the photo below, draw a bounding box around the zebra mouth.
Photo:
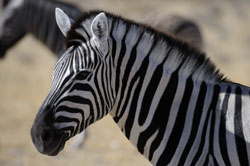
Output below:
[48,140,65,156]
[47,133,67,156]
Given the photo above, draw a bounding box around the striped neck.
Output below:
[102,15,250,165]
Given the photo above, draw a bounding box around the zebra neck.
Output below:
[111,73,250,165]
[106,18,250,165]
[108,18,223,124]
[23,0,82,55]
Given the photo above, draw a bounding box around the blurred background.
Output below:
[0,0,250,165]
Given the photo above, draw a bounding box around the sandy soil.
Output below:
[0,0,250,165]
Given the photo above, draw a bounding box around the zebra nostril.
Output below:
[45,104,52,111]
[41,129,51,142]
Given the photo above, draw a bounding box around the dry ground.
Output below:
[1,0,250,165]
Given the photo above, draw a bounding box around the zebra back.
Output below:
[0,0,83,57]
[142,14,203,49]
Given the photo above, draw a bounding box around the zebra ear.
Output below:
[91,12,109,55]
[55,8,72,37]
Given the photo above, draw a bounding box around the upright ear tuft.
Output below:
[91,12,109,42]
[55,8,72,37]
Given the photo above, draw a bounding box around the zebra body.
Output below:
[0,0,82,57]
[29,9,248,165]
[142,14,203,49]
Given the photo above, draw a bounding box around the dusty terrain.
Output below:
[1,0,250,165]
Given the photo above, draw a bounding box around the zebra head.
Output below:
[31,8,114,155]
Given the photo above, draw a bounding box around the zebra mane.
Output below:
[66,10,226,83]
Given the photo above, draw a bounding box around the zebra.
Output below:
[0,0,83,57]
[30,8,250,165]
[142,14,203,49]
[0,0,203,151]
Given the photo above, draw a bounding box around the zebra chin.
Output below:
[30,104,68,156]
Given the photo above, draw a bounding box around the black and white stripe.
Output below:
[31,10,250,165]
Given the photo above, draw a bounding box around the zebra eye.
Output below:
[75,70,91,80]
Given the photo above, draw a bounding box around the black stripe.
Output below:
[115,24,130,95]
[55,116,80,123]
[94,65,108,118]
[191,84,220,165]
[104,50,113,107]
[108,20,117,101]
[156,76,193,164]
[113,38,157,123]
[116,32,143,118]
[122,42,159,138]
[56,105,85,132]
[219,86,231,166]
[208,92,219,166]
[137,66,179,157]
[59,126,75,137]
[49,77,73,105]
[204,155,209,165]
[69,83,100,120]
[55,116,80,136]
[110,20,117,68]
[178,82,207,165]
[51,62,73,102]
[138,58,164,126]
[108,50,115,102]
[80,24,91,40]
[57,96,94,124]
[234,86,248,166]
[102,64,112,108]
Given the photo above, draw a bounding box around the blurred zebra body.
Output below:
[142,14,203,49]
[0,0,82,57]
[31,10,250,166]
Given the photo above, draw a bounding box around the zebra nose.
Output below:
[41,129,53,143]
[45,104,54,112]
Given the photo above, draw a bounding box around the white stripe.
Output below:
[184,84,214,165]
[241,87,250,164]
[169,80,201,165]
[225,86,241,166]
[213,85,227,166]
[151,75,186,164]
